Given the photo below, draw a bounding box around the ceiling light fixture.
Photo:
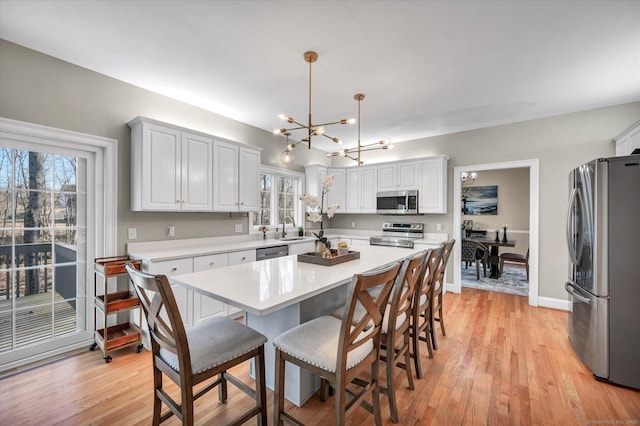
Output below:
[276,51,355,163]
[461,171,478,183]
[326,93,393,165]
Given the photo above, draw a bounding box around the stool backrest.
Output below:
[387,251,427,333]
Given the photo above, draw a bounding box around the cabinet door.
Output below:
[360,166,378,213]
[148,258,193,326]
[238,147,261,212]
[419,157,447,213]
[192,253,228,324]
[397,162,420,190]
[289,241,316,255]
[213,140,239,211]
[181,132,213,211]
[327,168,346,213]
[346,168,362,212]
[228,249,256,265]
[629,125,640,155]
[377,164,397,191]
[142,123,181,210]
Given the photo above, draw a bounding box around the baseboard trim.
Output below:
[538,296,570,311]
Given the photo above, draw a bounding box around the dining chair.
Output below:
[409,247,441,379]
[273,261,402,426]
[378,251,427,423]
[125,265,268,426]
[461,239,488,280]
[499,248,530,281]
[431,239,455,350]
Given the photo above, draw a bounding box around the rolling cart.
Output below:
[90,256,143,362]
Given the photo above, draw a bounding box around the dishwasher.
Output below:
[255,245,289,260]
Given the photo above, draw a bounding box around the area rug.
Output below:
[461,263,528,297]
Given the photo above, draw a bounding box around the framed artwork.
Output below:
[462,185,498,215]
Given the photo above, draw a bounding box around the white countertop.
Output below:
[170,244,423,316]
[126,230,448,262]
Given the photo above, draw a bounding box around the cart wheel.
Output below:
[89,342,97,351]
[136,344,144,353]
[104,355,112,363]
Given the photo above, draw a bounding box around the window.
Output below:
[252,166,304,231]
[0,118,117,372]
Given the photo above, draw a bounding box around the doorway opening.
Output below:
[452,159,539,306]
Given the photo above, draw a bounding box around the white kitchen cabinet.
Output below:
[346,166,377,213]
[213,140,261,212]
[304,165,328,198]
[377,161,420,191]
[327,168,346,213]
[145,257,193,326]
[227,249,257,315]
[349,237,370,247]
[288,241,315,255]
[192,253,228,325]
[614,120,640,156]
[129,117,213,211]
[418,155,448,214]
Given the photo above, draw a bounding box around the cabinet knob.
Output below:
[171,267,177,272]
[209,262,215,266]
[240,202,244,205]
[241,256,246,260]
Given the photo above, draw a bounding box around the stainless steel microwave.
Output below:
[376,190,421,215]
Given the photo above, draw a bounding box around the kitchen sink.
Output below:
[278,236,309,241]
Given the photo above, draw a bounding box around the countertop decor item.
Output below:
[502,225,508,243]
[297,250,360,266]
[259,226,269,240]
[301,175,339,250]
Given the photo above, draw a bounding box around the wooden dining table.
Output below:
[463,236,516,278]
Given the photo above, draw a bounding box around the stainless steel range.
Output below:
[369,222,424,248]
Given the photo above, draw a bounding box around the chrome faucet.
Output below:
[281,215,295,238]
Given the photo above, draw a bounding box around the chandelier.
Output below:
[325,93,393,165]
[276,51,355,161]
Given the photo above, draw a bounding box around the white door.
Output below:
[181,132,213,211]
[238,147,261,212]
[143,123,181,210]
[213,141,239,211]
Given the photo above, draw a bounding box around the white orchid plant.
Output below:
[300,175,339,248]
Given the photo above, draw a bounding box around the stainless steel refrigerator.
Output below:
[565,154,640,389]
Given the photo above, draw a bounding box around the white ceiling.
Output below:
[1,0,639,152]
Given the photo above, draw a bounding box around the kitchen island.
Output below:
[170,244,423,406]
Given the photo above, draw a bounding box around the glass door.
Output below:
[0,146,91,361]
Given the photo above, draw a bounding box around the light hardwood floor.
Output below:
[1,288,638,425]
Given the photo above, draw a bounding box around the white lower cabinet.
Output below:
[288,241,315,255]
[192,253,229,325]
[146,258,193,325]
[226,249,256,316]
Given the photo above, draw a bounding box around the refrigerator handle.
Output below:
[566,188,579,265]
[565,281,591,304]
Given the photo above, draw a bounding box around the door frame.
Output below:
[0,117,117,371]
[452,159,539,306]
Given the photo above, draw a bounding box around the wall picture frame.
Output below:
[462,185,498,215]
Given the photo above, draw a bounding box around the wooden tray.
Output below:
[95,291,140,312]
[95,256,141,276]
[297,250,360,266]
[95,323,141,350]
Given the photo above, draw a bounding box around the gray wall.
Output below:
[1,39,639,300]
[329,102,640,299]
[0,39,329,254]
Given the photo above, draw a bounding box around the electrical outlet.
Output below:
[235,224,242,233]
[436,223,442,231]
[127,227,137,240]
[352,221,356,228]
[167,226,175,237]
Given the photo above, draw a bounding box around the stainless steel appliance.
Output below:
[256,245,289,260]
[565,155,640,389]
[376,190,420,215]
[370,222,424,248]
